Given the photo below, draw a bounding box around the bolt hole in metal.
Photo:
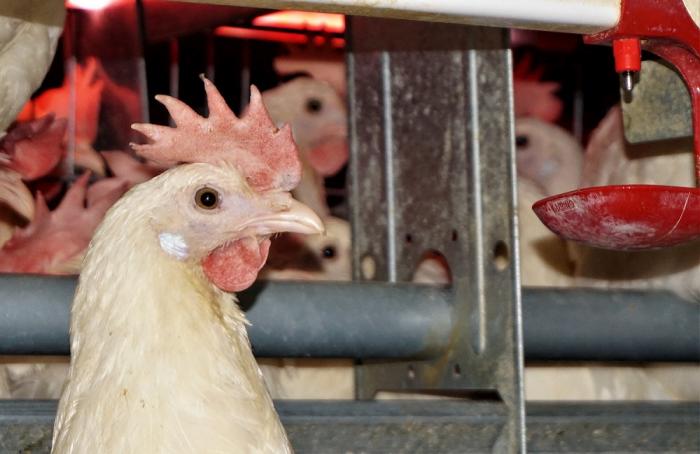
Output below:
[451,229,458,241]
[407,365,416,380]
[452,363,462,378]
[405,233,413,243]
[361,254,376,280]
[492,241,509,271]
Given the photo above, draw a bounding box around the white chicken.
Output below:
[515,118,582,287]
[572,106,700,300]
[274,52,346,96]
[51,78,324,452]
[263,216,351,282]
[262,77,348,217]
[527,106,700,401]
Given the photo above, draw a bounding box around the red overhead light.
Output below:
[252,11,345,33]
[215,26,345,48]
[66,0,116,10]
[215,26,308,44]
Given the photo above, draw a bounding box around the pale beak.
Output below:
[243,198,325,236]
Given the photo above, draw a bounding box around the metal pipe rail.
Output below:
[0,275,698,361]
[178,0,622,34]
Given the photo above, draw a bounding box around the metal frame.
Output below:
[2,400,698,453]
[346,18,525,451]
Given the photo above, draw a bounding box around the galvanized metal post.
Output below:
[346,18,525,452]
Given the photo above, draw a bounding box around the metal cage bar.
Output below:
[1,276,699,361]
[1,400,698,453]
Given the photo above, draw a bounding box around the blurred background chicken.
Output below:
[523,105,700,401]
[262,76,348,217]
[263,216,350,281]
[572,106,699,300]
[515,118,582,287]
[18,58,107,176]
[0,115,66,249]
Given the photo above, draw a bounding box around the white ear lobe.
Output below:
[158,232,189,260]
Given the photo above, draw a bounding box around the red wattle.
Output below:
[202,237,271,292]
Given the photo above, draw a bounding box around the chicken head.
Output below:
[131,77,324,293]
[515,118,583,196]
[262,76,348,177]
[142,163,323,292]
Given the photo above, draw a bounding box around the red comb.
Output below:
[130,76,301,192]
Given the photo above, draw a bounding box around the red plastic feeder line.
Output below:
[533,0,700,251]
[613,38,641,73]
[533,186,700,250]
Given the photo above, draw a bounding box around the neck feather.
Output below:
[68,191,249,377]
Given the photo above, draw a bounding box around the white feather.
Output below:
[158,232,189,260]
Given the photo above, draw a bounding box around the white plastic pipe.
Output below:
[180,0,621,34]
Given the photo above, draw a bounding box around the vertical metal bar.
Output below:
[63,10,77,178]
[506,48,527,453]
[168,37,179,128]
[381,52,397,283]
[347,18,525,452]
[346,23,361,283]
[467,49,486,354]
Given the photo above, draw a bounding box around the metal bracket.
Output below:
[347,18,525,452]
[622,60,693,144]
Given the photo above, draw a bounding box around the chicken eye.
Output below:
[195,187,220,210]
[322,245,336,259]
[306,98,323,114]
[515,135,529,149]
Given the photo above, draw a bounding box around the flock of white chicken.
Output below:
[518,110,700,401]
[0,4,698,405]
